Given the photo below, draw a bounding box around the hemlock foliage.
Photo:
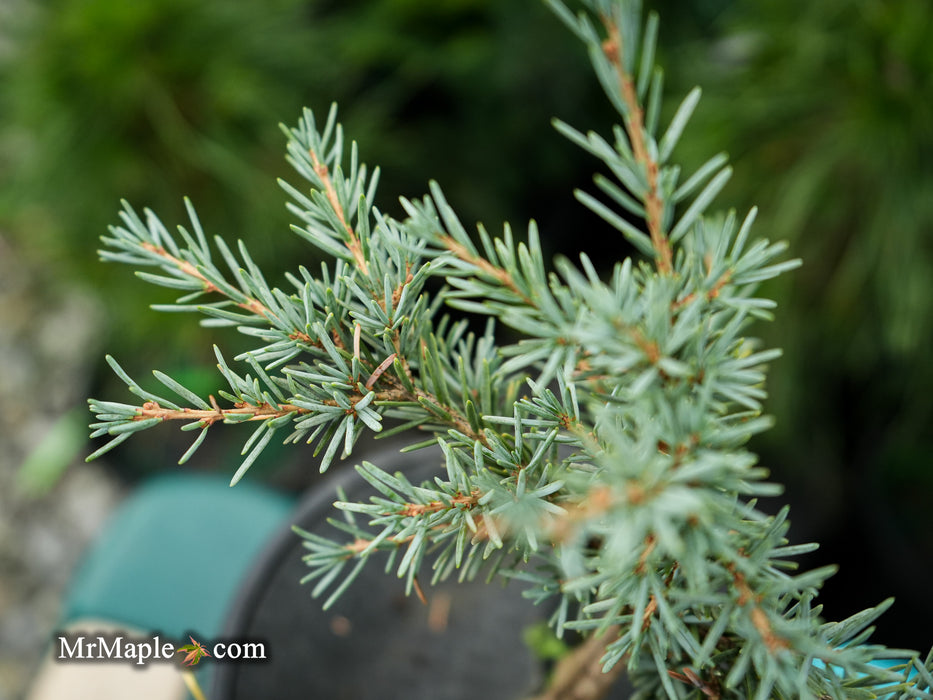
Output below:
[87,0,932,696]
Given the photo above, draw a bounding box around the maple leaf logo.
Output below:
[176,636,211,667]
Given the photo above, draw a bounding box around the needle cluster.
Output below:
[87,1,932,697]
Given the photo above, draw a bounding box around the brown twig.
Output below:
[139,242,316,345]
[307,148,370,276]
[365,353,397,390]
[133,399,305,426]
[376,359,489,447]
[342,510,483,558]
[668,667,721,699]
[440,235,535,306]
[397,490,481,517]
[130,391,411,426]
[730,567,790,653]
[529,626,625,700]
[600,19,672,276]
[671,269,733,311]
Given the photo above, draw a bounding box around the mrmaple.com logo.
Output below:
[56,631,267,667]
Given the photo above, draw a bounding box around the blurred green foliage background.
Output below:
[1,0,929,649]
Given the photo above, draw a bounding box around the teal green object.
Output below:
[62,473,295,640]
[812,656,926,697]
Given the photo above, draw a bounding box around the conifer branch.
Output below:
[306,146,370,276]
[440,234,535,306]
[671,268,732,311]
[600,14,671,275]
[86,1,930,696]
[136,240,317,345]
[395,490,482,517]
[133,399,306,425]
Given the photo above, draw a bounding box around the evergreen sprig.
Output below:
[87,0,931,697]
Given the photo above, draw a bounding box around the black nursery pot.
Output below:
[212,445,554,700]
